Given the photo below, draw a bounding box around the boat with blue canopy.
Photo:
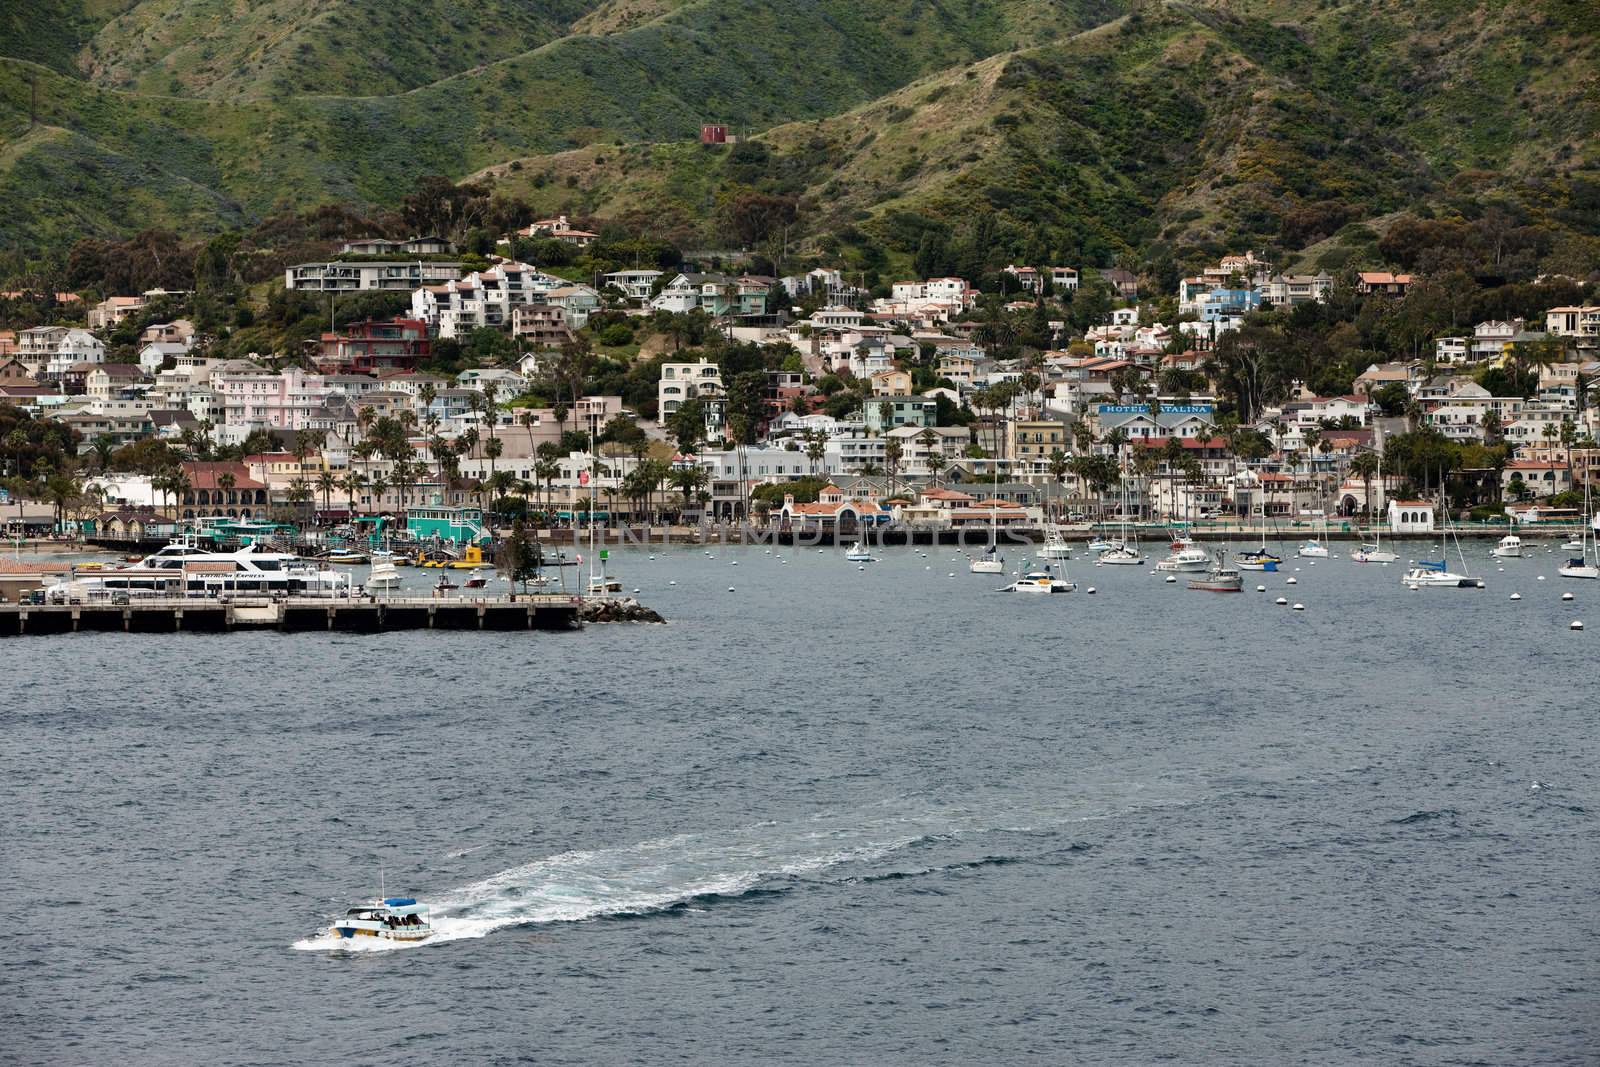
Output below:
[330,897,433,942]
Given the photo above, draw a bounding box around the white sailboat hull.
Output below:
[969,559,1005,574]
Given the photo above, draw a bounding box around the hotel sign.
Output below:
[1098,404,1214,415]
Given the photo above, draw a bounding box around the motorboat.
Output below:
[329,897,433,943]
[1490,534,1523,558]
[1155,546,1211,572]
[1188,558,1243,592]
[1352,542,1398,564]
[321,550,369,565]
[464,568,489,589]
[367,561,400,589]
[1400,560,1484,588]
[1000,568,1075,593]
[1234,549,1283,572]
[433,575,458,592]
[1085,537,1123,555]
[44,541,351,603]
[844,541,877,562]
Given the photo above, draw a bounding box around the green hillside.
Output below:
[0,0,1122,250]
[480,1,1600,275]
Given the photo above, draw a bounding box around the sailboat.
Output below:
[1351,454,1398,563]
[1098,450,1144,565]
[1400,475,1483,588]
[1040,522,1072,560]
[1559,483,1599,579]
[969,456,1006,573]
[1297,506,1330,558]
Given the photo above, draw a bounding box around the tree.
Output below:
[500,518,540,593]
[315,470,336,516]
[884,438,904,501]
[670,465,708,516]
[804,429,828,475]
[668,398,706,456]
[340,471,366,518]
[1046,448,1070,519]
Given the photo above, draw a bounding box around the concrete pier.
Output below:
[0,595,583,637]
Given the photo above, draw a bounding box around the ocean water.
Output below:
[4,539,1597,1066]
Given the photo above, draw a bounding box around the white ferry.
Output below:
[44,542,351,603]
[330,897,433,943]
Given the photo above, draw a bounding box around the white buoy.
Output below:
[819,549,825,554]
[1165,575,1176,583]
[925,565,931,570]
[1086,587,1096,595]
[648,555,656,561]
[1563,592,1574,601]
[730,561,738,566]
[1286,577,1298,585]
[1572,620,1584,631]
[858,565,865,571]
[1256,585,1266,592]
[1293,602,1305,611]
[1409,583,1421,590]
[948,572,955,577]
[1308,561,1316,566]
[668,580,677,586]
[632,588,640,594]
[1293,567,1301,572]
[1275,596,1288,605]
[1510,592,1522,600]
[1538,575,1547,581]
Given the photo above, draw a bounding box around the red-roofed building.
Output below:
[777,486,892,531]
[315,318,430,374]
[1357,271,1413,296]
[176,461,270,519]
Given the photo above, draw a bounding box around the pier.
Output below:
[0,595,583,636]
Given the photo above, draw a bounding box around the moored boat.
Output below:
[1155,546,1211,572]
[1400,561,1483,588]
[1491,534,1523,558]
[1188,556,1243,592]
[1000,567,1075,593]
[844,541,877,562]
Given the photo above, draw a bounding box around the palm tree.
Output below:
[1047,448,1070,519]
[287,476,313,521]
[804,429,828,476]
[368,474,390,514]
[217,470,236,511]
[1350,451,1380,518]
[340,471,366,518]
[315,470,336,518]
[671,466,707,516]
[534,458,559,518]
[926,450,946,486]
[484,435,503,490]
[885,438,904,501]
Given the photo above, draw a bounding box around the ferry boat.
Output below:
[44,542,350,603]
[330,897,433,943]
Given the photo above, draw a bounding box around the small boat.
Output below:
[1234,549,1283,572]
[844,541,877,562]
[1559,489,1599,578]
[368,561,400,589]
[1352,543,1398,564]
[1097,545,1145,565]
[1040,524,1072,560]
[1400,560,1483,588]
[1085,536,1121,555]
[1558,557,1599,579]
[433,575,458,592]
[1000,567,1075,593]
[322,550,369,565]
[968,545,1005,574]
[464,568,489,589]
[1491,534,1522,558]
[586,576,624,594]
[1155,546,1211,572]
[1188,557,1243,592]
[1297,540,1329,559]
[330,897,433,943]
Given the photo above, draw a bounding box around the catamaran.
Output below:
[44,540,351,603]
[999,562,1076,593]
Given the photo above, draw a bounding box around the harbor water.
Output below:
[4,540,1597,1065]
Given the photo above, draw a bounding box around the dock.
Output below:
[0,595,583,636]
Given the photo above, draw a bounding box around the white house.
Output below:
[600,269,663,302]
[1388,498,1436,534]
[139,342,190,374]
[658,359,724,424]
[46,329,106,380]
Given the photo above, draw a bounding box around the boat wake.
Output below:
[293,793,1196,952]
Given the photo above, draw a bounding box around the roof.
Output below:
[181,462,266,490]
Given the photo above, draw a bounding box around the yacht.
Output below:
[1000,566,1075,593]
[1097,544,1146,566]
[1155,546,1211,572]
[329,897,433,943]
[1491,534,1523,558]
[1085,536,1123,555]
[367,560,400,590]
[1352,541,1398,564]
[1400,560,1484,588]
[44,541,350,603]
[464,569,490,589]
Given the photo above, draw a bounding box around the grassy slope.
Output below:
[478,0,1600,263]
[0,0,1122,249]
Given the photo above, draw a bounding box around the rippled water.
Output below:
[4,539,1597,1065]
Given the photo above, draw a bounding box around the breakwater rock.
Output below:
[580,597,665,624]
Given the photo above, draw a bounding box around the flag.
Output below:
[579,470,590,486]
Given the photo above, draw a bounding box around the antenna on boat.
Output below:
[380,865,385,901]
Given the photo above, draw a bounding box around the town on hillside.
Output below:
[2,214,1598,546]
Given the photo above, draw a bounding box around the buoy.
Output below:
[1256,585,1266,592]
[632,588,640,594]
[1086,587,1096,594]
[925,565,931,570]
[818,549,825,554]
[1538,575,1547,581]
[948,573,956,577]
[1293,567,1301,572]
[1409,583,1420,590]
[1510,592,1522,600]
[1572,620,1584,631]
[1563,592,1575,601]
[1308,561,1316,566]
[648,555,656,561]
[668,580,677,586]
[1165,575,1176,583]
[730,561,738,566]
[1275,596,1288,605]
[858,565,865,571]
[1286,577,1298,585]
[1292,602,1304,611]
